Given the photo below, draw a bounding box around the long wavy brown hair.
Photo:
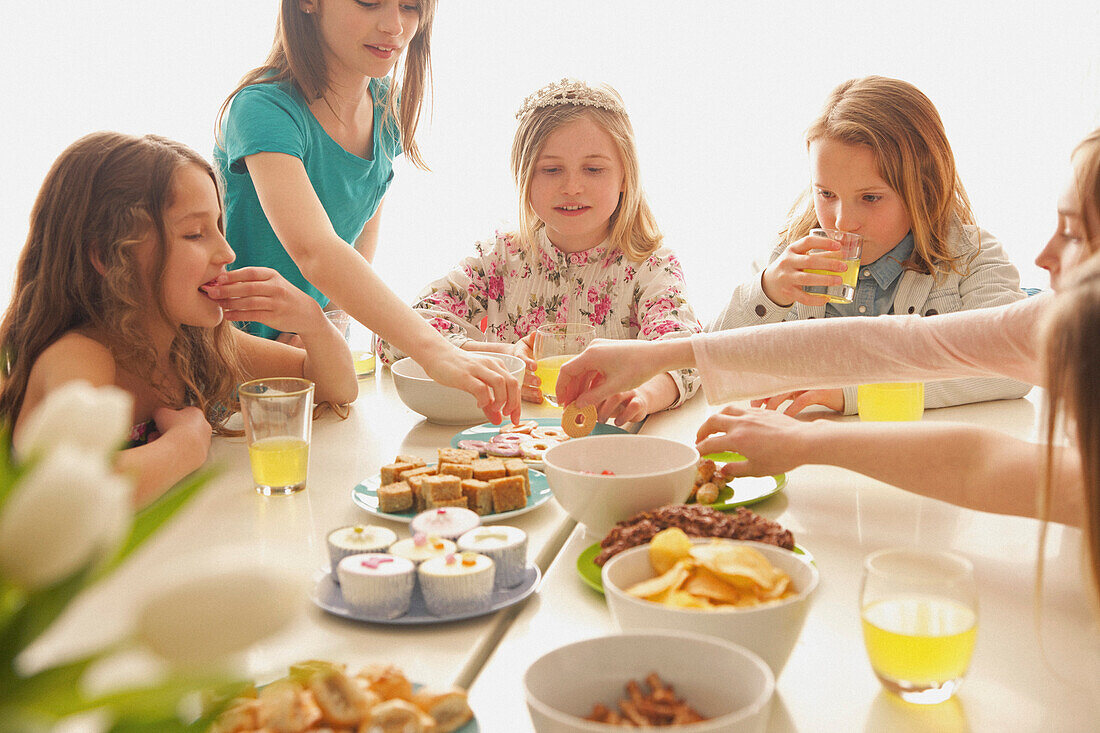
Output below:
[779,76,976,277]
[216,0,436,170]
[1041,129,1100,609]
[0,132,243,432]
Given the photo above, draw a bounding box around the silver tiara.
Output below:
[515,78,626,119]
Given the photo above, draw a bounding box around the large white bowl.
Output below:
[390,353,525,425]
[524,631,774,733]
[602,539,819,677]
[542,435,698,536]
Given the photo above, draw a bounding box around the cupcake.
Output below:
[456,525,528,588]
[388,533,456,565]
[327,524,398,577]
[410,507,481,542]
[336,553,415,619]
[418,552,495,616]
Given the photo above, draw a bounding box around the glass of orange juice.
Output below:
[532,323,596,407]
[325,309,375,378]
[860,548,978,704]
[804,228,863,304]
[239,377,314,496]
[858,382,925,421]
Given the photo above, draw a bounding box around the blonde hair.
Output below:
[217,0,436,170]
[780,76,975,277]
[1040,128,1100,609]
[0,132,243,433]
[510,83,662,262]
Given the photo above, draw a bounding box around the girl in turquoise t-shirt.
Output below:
[214,0,521,425]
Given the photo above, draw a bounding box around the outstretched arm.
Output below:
[244,152,521,424]
[694,406,1082,526]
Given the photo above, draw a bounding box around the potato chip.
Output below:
[690,543,780,591]
[625,560,693,600]
[683,567,743,605]
[648,528,694,574]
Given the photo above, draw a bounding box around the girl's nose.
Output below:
[834,202,859,233]
[377,3,403,35]
[213,232,236,266]
[561,171,582,195]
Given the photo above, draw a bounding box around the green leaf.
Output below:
[90,675,243,727]
[0,424,24,520]
[0,562,95,662]
[0,652,100,715]
[98,466,219,579]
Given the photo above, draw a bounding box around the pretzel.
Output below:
[532,426,570,441]
[499,419,538,435]
[561,403,597,438]
[583,674,706,726]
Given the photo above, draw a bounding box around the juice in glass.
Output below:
[534,355,572,406]
[858,382,924,421]
[353,349,376,378]
[248,436,309,491]
[806,254,861,302]
[862,595,977,701]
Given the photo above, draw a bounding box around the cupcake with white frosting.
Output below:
[409,507,481,542]
[326,524,398,577]
[336,553,415,619]
[418,552,495,616]
[388,533,455,565]
[457,525,528,588]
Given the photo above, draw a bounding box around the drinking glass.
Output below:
[325,309,375,378]
[239,377,315,496]
[804,228,863,304]
[532,323,596,407]
[860,548,978,704]
[858,382,925,421]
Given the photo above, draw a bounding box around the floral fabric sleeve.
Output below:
[630,250,703,407]
[375,240,498,366]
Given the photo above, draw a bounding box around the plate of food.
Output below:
[451,416,630,468]
[353,449,551,523]
[687,453,786,511]
[574,504,808,594]
[312,563,540,626]
[211,660,480,732]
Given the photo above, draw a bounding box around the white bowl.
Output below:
[542,435,698,536]
[390,353,525,425]
[524,631,774,733]
[602,539,818,677]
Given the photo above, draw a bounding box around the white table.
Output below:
[469,393,1100,732]
[28,374,1100,732]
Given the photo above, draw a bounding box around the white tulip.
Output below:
[0,445,132,590]
[14,380,134,462]
[135,555,302,668]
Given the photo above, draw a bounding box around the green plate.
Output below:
[691,452,786,510]
[577,541,812,595]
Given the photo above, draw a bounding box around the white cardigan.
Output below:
[704,225,1032,413]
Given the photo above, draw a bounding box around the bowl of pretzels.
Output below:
[542,435,698,536]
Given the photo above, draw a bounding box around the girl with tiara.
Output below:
[214,0,520,425]
[0,132,358,506]
[708,76,1030,416]
[378,79,702,425]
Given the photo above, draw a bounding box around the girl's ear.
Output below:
[299,0,318,14]
[88,245,108,276]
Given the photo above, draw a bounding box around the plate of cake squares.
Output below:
[352,446,551,523]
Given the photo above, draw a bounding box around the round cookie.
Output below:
[562,403,597,437]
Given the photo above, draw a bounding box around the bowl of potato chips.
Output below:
[601,530,819,676]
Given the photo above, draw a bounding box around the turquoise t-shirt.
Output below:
[214,78,401,338]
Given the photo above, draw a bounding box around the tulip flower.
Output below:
[13,380,133,462]
[135,560,302,668]
[0,445,132,590]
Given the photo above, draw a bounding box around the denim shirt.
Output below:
[827,233,915,318]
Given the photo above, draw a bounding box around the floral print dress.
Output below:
[378,229,702,407]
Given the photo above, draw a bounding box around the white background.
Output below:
[2,1,1099,321]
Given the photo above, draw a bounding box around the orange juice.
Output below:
[862,596,977,686]
[353,349,375,378]
[806,254,861,303]
[534,355,572,406]
[249,436,309,492]
[858,382,924,421]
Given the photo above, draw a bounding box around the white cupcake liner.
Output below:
[418,563,496,616]
[337,562,415,619]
